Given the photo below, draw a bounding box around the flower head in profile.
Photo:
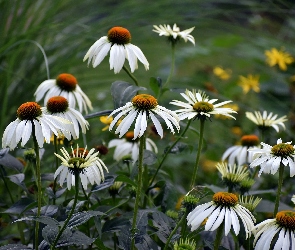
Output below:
[108,131,158,164]
[2,102,71,150]
[42,96,89,139]
[249,138,295,177]
[239,195,262,213]
[252,210,295,249]
[35,73,93,114]
[213,66,232,80]
[170,89,237,121]
[83,26,149,74]
[100,116,121,131]
[246,111,287,132]
[153,24,195,45]
[173,238,197,250]
[265,48,294,71]
[238,74,260,94]
[108,94,180,139]
[54,145,108,190]
[187,192,255,238]
[222,134,260,166]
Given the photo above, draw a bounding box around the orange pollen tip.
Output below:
[132,94,158,110]
[71,148,89,158]
[107,26,131,45]
[56,73,77,92]
[271,143,294,157]
[193,101,214,113]
[276,211,295,230]
[213,192,238,206]
[17,102,42,121]
[47,96,69,113]
[241,134,259,146]
[125,131,136,141]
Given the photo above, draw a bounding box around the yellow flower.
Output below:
[265,48,294,71]
[50,133,65,145]
[100,116,122,131]
[213,66,232,80]
[238,74,260,94]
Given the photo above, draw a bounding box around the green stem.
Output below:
[164,212,186,250]
[131,134,146,250]
[123,65,139,86]
[214,223,224,250]
[0,166,14,203]
[273,164,284,217]
[51,172,80,250]
[180,209,189,237]
[149,120,192,187]
[52,135,59,205]
[32,131,42,250]
[163,43,175,89]
[190,119,205,189]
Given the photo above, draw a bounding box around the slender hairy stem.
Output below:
[149,120,192,187]
[32,130,42,250]
[164,212,186,250]
[52,135,59,205]
[180,209,189,237]
[131,134,146,250]
[214,223,224,250]
[51,173,79,250]
[273,164,284,216]
[163,43,175,89]
[123,65,139,86]
[190,119,205,189]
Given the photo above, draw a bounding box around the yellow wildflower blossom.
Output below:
[213,66,232,80]
[100,116,121,131]
[265,48,294,71]
[238,74,260,94]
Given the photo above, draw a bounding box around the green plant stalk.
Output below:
[0,166,14,204]
[149,120,192,187]
[164,212,186,250]
[52,135,59,205]
[273,164,285,217]
[180,209,189,237]
[51,172,80,250]
[190,119,205,189]
[163,43,175,89]
[214,223,224,250]
[32,131,42,250]
[123,65,139,86]
[131,134,146,250]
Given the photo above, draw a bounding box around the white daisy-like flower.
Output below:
[291,195,295,205]
[54,145,108,190]
[108,94,180,139]
[2,102,71,150]
[187,192,255,239]
[153,24,195,45]
[35,73,93,114]
[245,111,287,132]
[108,131,158,164]
[252,210,295,250]
[42,96,89,139]
[249,138,295,177]
[170,89,237,121]
[222,134,260,166]
[83,26,149,74]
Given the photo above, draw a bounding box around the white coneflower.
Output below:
[42,96,89,139]
[2,102,71,149]
[187,192,255,239]
[83,26,149,74]
[153,24,195,45]
[170,89,237,121]
[249,138,295,177]
[35,73,93,114]
[54,145,108,190]
[109,94,180,139]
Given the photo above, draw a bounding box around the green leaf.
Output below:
[91,175,116,192]
[14,216,59,227]
[102,216,131,233]
[67,211,105,228]
[111,81,146,109]
[0,149,24,172]
[7,174,27,192]
[3,197,36,215]
[0,244,32,250]
[151,211,175,244]
[115,175,137,187]
[164,142,188,155]
[149,77,162,97]
[143,150,157,165]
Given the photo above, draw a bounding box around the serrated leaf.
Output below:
[91,175,116,192]
[38,240,50,250]
[67,211,105,228]
[0,149,24,172]
[0,244,32,250]
[117,225,132,250]
[149,77,162,97]
[3,197,35,215]
[31,205,58,216]
[115,175,137,187]
[14,216,59,227]
[142,150,157,165]
[111,81,146,109]
[7,173,27,191]
[45,187,67,199]
[102,216,131,233]
[66,200,86,213]
[93,237,112,250]
[151,211,175,243]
